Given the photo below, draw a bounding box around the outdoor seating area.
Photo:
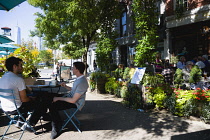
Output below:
[88,57,210,124]
[2,0,210,139]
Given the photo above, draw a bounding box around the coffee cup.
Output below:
[50,80,57,86]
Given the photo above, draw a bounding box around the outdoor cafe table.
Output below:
[27,84,62,94]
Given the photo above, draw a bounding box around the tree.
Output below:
[96,35,118,72]
[28,0,121,73]
[38,50,53,65]
[132,0,159,66]
[20,39,36,50]
[0,41,40,78]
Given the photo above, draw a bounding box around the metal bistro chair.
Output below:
[60,101,85,133]
[0,88,37,140]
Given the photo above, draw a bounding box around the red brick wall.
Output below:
[165,0,210,17]
[165,0,174,16]
[189,0,210,9]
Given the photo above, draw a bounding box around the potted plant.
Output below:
[90,72,110,93]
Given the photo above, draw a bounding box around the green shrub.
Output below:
[105,77,119,94]
[201,102,210,123]
[122,84,142,109]
[145,85,173,109]
[153,90,167,109]
[142,73,165,87]
[90,72,110,93]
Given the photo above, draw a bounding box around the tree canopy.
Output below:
[38,50,53,65]
[28,0,121,66]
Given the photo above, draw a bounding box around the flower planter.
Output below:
[96,79,106,94]
[96,78,107,94]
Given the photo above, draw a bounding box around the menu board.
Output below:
[131,67,146,84]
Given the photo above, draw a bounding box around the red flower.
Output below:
[196,97,200,100]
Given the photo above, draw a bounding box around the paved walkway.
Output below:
[1,69,210,140]
[1,90,210,140]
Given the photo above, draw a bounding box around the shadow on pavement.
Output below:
[171,129,210,140]
[76,100,190,136]
[0,99,206,139]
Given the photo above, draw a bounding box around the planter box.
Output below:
[96,78,107,94]
[24,77,37,85]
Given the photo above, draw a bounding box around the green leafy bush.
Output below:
[145,85,173,109]
[189,65,202,83]
[142,73,165,87]
[153,89,167,108]
[89,72,110,92]
[122,84,142,109]
[173,68,184,87]
[105,77,119,94]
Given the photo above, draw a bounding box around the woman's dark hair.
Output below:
[73,62,86,74]
[5,57,23,72]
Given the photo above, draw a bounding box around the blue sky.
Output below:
[0,1,42,45]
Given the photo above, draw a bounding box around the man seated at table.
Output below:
[0,57,48,132]
[49,62,89,139]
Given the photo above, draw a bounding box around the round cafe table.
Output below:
[27,84,61,94]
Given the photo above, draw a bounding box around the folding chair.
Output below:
[0,88,37,140]
[59,102,84,133]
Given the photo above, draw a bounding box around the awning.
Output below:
[0,0,26,11]
[0,43,19,52]
[0,35,14,44]
[0,51,9,55]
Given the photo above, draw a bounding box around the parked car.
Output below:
[38,63,46,66]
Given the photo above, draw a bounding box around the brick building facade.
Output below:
[165,0,210,61]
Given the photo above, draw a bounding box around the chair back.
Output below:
[77,100,85,111]
[0,88,18,111]
[0,89,15,99]
[0,88,37,139]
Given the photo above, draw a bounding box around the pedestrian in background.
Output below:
[93,60,97,71]
[177,56,186,69]
[55,62,60,81]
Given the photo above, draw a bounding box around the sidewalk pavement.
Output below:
[1,70,210,140]
[1,90,210,140]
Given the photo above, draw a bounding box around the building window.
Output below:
[174,0,188,11]
[2,29,11,36]
[121,11,127,37]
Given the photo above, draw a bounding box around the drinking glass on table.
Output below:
[204,72,207,81]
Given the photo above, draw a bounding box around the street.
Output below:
[38,68,54,79]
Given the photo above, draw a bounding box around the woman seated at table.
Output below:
[181,61,194,89]
[182,61,194,82]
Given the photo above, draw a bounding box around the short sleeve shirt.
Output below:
[177,61,186,69]
[0,72,26,111]
[66,75,89,110]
